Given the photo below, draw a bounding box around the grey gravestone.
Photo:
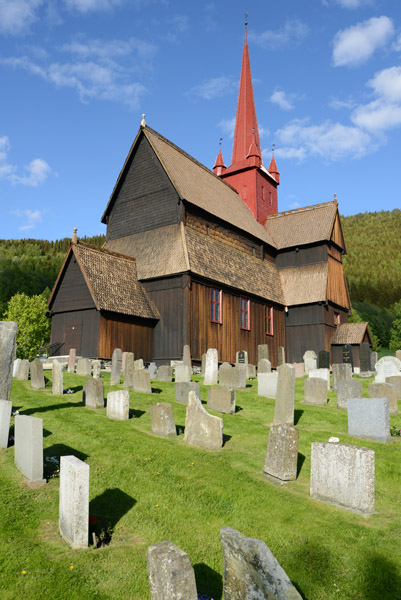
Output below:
[92,359,101,379]
[132,369,152,394]
[247,364,256,378]
[147,541,197,600]
[147,362,157,379]
[107,390,130,420]
[370,351,378,371]
[182,345,192,369]
[83,378,104,408]
[219,362,232,374]
[292,362,305,378]
[220,364,247,389]
[304,378,328,405]
[385,375,401,400]
[0,400,12,448]
[110,348,122,385]
[52,360,63,395]
[303,350,317,375]
[375,356,401,383]
[184,391,223,450]
[149,403,177,437]
[257,372,278,398]
[76,358,91,377]
[221,527,302,600]
[396,350,401,361]
[13,358,21,377]
[157,365,173,382]
[342,344,354,371]
[369,382,398,414]
[59,455,89,549]
[319,350,330,369]
[68,348,76,373]
[258,344,269,362]
[258,358,271,373]
[121,351,130,374]
[14,415,45,483]
[274,364,295,426]
[309,368,330,390]
[30,360,45,390]
[0,321,17,403]
[337,380,362,410]
[310,441,375,514]
[14,359,29,380]
[134,358,144,371]
[264,424,299,481]
[360,342,371,373]
[348,397,390,442]
[123,352,135,388]
[175,382,200,405]
[204,348,218,385]
[236,350,248,364]
[200,353,206,376]
[332,363,352,392]
[175,363,192,383]
[207,387,236,414]
[277,346,285,367]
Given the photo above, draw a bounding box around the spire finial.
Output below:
[72,228,78,244]
[141,113,146,127]
[272,143,275,154]
[245,10,248,29]
[219,137,223,147]
[334,193,337,202]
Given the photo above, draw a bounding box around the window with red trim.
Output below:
[240,296,250,330]
[265,305,273,335]
[334,312,340,326]
[210,288,222,323]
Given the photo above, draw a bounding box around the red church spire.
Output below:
[213,138,226,176]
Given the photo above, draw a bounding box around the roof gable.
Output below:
[331,322,372,345]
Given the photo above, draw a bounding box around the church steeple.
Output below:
[213,138,226,176]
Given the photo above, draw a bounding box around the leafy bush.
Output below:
[4,292,51,360]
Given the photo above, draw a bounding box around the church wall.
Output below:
[50,309,100,358]
[51,253,96,313]
[99,311,155,360]
[275,244,327,269]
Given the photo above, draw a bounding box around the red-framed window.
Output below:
[210,287,222,323]
[334,311,340,326]
[240,296,250,330]
[265,305,273,335]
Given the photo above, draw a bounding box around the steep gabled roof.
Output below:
[279,263,328,306]
[331,322,372,345]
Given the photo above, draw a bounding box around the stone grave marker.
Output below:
[14,415,45,483]
[0,321,17,403]
[304,378,328,405]
[310,441,375,514]
[157,365,173,382]
[182,344,192,368]
[13,358,21,378]
[132,369,152,394]
[200,353,206,376]
[277,346,285,366]
[147,362,157,379]
[204,348,218,385]
[375,356,401,383]
[332,363,352,392]
[92,360,101,378]
[360,342,371,374]
[149,403,177,437]
[14,359,29,381]
[309,367,330,390]
[264,424,299,481]
[207,387,236,414]
[68,348,76,373]
[52,360,63,395]
[121,351,128,374]
[348,397,390,442]
[369,382,397,414]
[30,360,45,390]
[258,344,269,362]
[396,350,401,362]
[59,455,89,549]
[370,351,378,371]
[337,380,362,410]
[236,350,248,365]
[342,344,354,372]
[76,358,91,377]
[220,364,247,389]
[110,348,122,385]
[292,362,305,378]
[0,400,12,449]
[258,358,271,373]
[175,381,200,405]
[147,541,197,600]
[247,364,256,378]
[385,375,401,400]
[123,353,135,388]
[107,390,130,420]
[303,350,317,374]
[184,391,223,450]
[175,363,192,383]
[83,378,104,408]
[257,372,278,398]
[273,364,295,426]
[318,350,330,369]
[134,358,144,371]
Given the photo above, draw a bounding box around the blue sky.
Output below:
[1,0,401,241]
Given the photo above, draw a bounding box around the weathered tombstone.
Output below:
[0,321,17,403]
[110,348,122,385]
[257,372,278,398]
[396,350,401,362]
[385,375,401,400]
[369,382,398,414]
[157,365,173,382]
[332,363,352,392]
[220,364,247,389]
[204,348,218,385]
[175,363,192,383]
[67,348,76,373]
[277,346,285,367]
[304,378,327,405]
[342,344,354,372]
[183,391,223,450]
[147,362,157,379]
[123,352,135,388]
[375,356,401,383]
[258,358,271,373]
[273,364,295,426]
[182,344,192,369]
[200,353,206,376]
[0,399,12,448]
[13,358,21,378]
[147,541,197,600]
[149,403,177,437]
[52,360,63,396]
[221,527,302,600]
[264,424,299,481]
[348,397,390,442]
[219,362,232,374]
[247,364,256,378]
[257,344,269,362]
[14,359,29,381]
[292,362,305,378]
[303,350,317,375]
[175,381,200,405]
[370,351,378,371]
[14,415,45,483]
[107,390,130,420]
[310,441,375,514]
[30,360,45,390]
[59,455,89,549]
[236,350,248,365]
[337,380,362,410]
[207,387,236,414]
[121,351,130,374]
[83,378,104,408]
[134,358,144,371]
[360,342,371,374]
[309,367,330,390]
[76,358,91,377]
[92,359,101,379]
[132,369,152,394]
[318,350,330,369]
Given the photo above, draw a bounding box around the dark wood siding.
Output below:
[275,244,327,269]
[51,254,96,313]
[98,311,155,360]
[51,309,100,357]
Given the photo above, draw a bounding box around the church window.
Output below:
[334,312,340,326]
[240,297,250,330]
[210,287,222,323]
[265,305,273,335]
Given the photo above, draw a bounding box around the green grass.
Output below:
[1,372,400,600]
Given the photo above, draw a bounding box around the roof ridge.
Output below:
[265,200,337,221]
[76,240,136,263]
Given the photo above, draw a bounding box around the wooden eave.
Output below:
[330,209,347,254]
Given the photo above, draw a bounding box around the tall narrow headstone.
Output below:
[360,342,371,374]
[303,350,317,375]
[0,399,12,448]
[336,379,362,410]
[184,391,223,450]
[182,345,192,369]
[318,350,330,369]
[370,351,378,371]
[123,352,135,388]
[342,344,354,372]
[200,353,206,376]
[67,348,76,373]
[14,415,45,483]
[277,346,285,367]
[385,375,401,400]
[147,541,197,600]
[13,358,21,378]
[132,369,152,393]
[83,378,104,408]
[76,358,91,377]
[30,360,45,390]
[121,351,130,374]
[134,358,144,371]
[92,359,101,378]
[107,390,130,420]
[110,348,122,385]
[14,359,30,380]
[52,360,63,395]
[204,348,218,385]
[59,455,89,549]
[0,321,17,403]
[273,364,295,425]
[258,344,269,362]
[147,362,157,379]
[264,424,299,481]
[149,403,177,437]
[369,382,397,414]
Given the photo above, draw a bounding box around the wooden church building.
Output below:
[49,29,354,366]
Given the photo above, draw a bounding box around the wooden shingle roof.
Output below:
[331,322,371,345]
[279,263,328,306]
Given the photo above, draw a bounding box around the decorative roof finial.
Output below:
[141,113,146,127]
[272,143,275,154]
[334,193,337,202]
[245,10,248,29]
[72,227,78,244]
[219,137,223,147]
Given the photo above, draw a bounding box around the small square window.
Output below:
[265,305,273,335]
[240,296,250,330]
[334,312,340,326]
[211,288,222,323]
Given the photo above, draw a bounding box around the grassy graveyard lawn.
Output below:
[0,372,400,600]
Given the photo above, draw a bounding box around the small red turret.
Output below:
[213,142,226,176]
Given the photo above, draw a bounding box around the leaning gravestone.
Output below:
[369,382,398,414]
[309,368,330,390]
[0,400,12,448]
[220,364,247,389]
[385,375,401,400]
[123,352,135,388]
[182,344,192,369]
[83,378,104,408]
[257,372,278,398]
[175,363,192,383]
[107,390,130,420]
[258,344,269,362]
[258,358,271,373]
[14,415,45,483]
[0,321,17,403]
[370,351,378,371]
[359,342,371,374]
[121,351,129,374]
[220,527,302,600]
[67,348,76,373]
[157,365,173,382]
[30,360,45,390]
[184,391,223,450]
[59,455,89,549]
[147,541,197,600]
[348,397,390,442]
[375,356,401,383]
[319,350,330,369]
[273,364,295,426]
[332,363,352,392]
[52,360,63,396]
[14,359,29,381]
[310,440,375,514]
[132,369,152,394]
[92,359,101,379]
[204,348,218,385]
[110,348,122,386]
[277,346,285,367]
[342,344,354,372]
[175,381,200,405]
[149,403,177,437]
[304,378,327,406]
[337,379,362,410]
[76,358,91,377]
[264,424,299,481]
[303,350,317,375]
[207,387,236,414]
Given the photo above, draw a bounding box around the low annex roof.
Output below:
[331,322,372,345]
[279,263,328,306]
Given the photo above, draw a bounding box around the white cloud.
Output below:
[289,201,301,209]
[0,0,43,35]
[368,66,401,102]
[323,0,374,8]
[0,136,52,187]
[248,20,309,50]
[394,33,401,52]
[351,66,401,132]
[10,208,45,230]
[218,117,236,139]
[63,0,122,13]
[187,76,237,100]
[270,90,294,111]
[61,37,157,61]
[332,16,394,67]
[329,98,356,110]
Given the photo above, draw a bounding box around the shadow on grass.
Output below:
[359,550,401,600]
[222,433,232,446]
[297,452,306,477]
[63,385,83,394]
[43,443,89,480]
[235,405,243,412]
[176,424,185,435]
[89,488,136,548]
[151,387,163,394]
[194,563,223,600]
[294,409,304,425]
[129,409,145,419]
[21,402,81,416]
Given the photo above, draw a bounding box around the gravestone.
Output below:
[0,400,12,448]
[110,348,122,385]
[236,350,248,365]
[183,391,223,450]
[14,359,29,381]
[337,380,362,410]
[303,350,317,375]
[134,358,144,371]
[107,390,130,420]
[157,365,173,382]
[182,344,192,369]
[369,382,397,414]
[175,363,192,383]
[59,455,89,549]
[0,321,17,403]
[132,369,152,394]
[273,364,295,426]
[175,382,200,405]
[258,358,271,373]
[319,350,330,369]
[147,362,157,379]
[76,358,91,377]
[30,360,45,390]
[292,362,305,378]
[121,351,128,374]
[258,344,269,362]
[370,351,378,371]
[304,378,327,405]
[52,360,63,395]
[123,353,135,388]
[247,364,256,378]
[348,397,390,442]
[221,527,302,600]
[385,375,401,400]
[257,372,278,398]
[360,342,371,374]
[277,346,285,367]
[13,358,21,377]
[83,378,104,408]
[147,541,197,600]
[207,387,236,414]
[220,364,247,389]
[149,403,177,437]
[375,356,401,383]
[396,350,401,362]
[204,348,218,385]
[264,424,299,481]
[200,353,206,376]
[14,415,45,483]
[310,441,375,514]
[92,360,101,379]
[309,368,330,390]
[68,348,76,373]
[332,363,352,392]
[342,344,354,372]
